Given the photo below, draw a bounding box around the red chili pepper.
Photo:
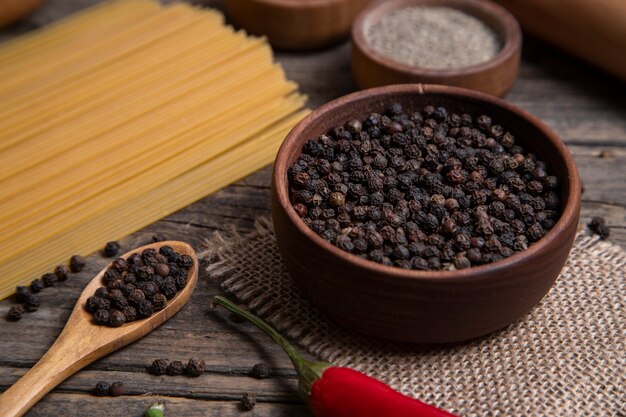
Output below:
[213,296,459,417]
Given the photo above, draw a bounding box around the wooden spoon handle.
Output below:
[0,320,95,417]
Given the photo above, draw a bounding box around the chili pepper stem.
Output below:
[212,296,331,403]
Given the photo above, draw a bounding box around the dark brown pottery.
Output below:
[272,84,581,343]
[352,0,522,97]
[225,0,373,50]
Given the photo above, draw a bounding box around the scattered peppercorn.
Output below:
[42,272,57,287]
[185,358,206,377]
[7,305,25,321]
[109,381,125,397]
[151,233,167,243]
[240,393,256,411]
[85,246,191,326]
[15,286,30,303]
[150,358,170,375]
[70,255,86,272]
[250,362,271,379]
[24,294,41,312]
[94,381,110,396]
[588,217,610,240]
[166,361,184,376]
[54,264,70,281]
[30,278,45,293]
[104,241,120,257]
[288,103,562,270]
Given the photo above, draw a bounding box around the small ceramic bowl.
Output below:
[272,84,581,343]
[351,0,522,97]
[225,0,373,50]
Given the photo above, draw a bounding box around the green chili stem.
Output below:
[211,296,330,402]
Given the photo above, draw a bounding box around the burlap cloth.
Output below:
[202,218,625,417]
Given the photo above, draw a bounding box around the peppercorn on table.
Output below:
[0,0,625,416]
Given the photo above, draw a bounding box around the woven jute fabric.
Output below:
[202,218,625,417]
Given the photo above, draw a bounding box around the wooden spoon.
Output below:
[0,241,198,417]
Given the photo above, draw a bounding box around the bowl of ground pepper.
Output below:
[271,84,581,343]
[351,0,522,97]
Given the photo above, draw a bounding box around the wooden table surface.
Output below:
[1,1,625,416]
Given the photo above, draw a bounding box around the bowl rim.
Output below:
[273,83,581,283]
[351,0,522,76]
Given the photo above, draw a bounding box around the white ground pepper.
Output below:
[366,6,501,70]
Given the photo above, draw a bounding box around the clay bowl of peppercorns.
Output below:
[271,84,581,343]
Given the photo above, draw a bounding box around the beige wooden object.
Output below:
[493,0,626,80]
[0,241,198,417]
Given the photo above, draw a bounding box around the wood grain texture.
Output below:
[0,0,624,415]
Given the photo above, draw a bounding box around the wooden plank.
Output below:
[27,393,309,417]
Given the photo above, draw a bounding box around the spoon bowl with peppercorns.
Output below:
[272,83,581,344]
[0,241,198,417]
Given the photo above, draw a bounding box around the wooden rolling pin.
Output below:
[493,0,626,80]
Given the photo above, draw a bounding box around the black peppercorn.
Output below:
[54,265,69,281]
[588,217,610,239]
[159,245,174,257]
[93,309,110,324]
[166,361,184,376]
[136,300,154,318]
[123,306,137,322]
[104,241,120,257]
[109,381,125,397]
[179,254,194,269]
[30,278,46,293]
[151,233,167,243]
[174,275,187,290]
[241,393,256,411]
[250,362,271,379]
[152,293,167,311]
[139,281,159,298]
[150,358,169,375]
[108,310,126,327]
[42,273,57,287]
[155,263,169,277]
[15,286,30,303]
[94,381,110,396]
[111,258,128,272]
[7,305,25,321]
[70,255,86,272]
[185,358,206,377]
[23,294,40,312]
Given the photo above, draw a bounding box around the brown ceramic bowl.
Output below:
[272,84,581,343]
[225,0,373,50]
[351,0,522,97]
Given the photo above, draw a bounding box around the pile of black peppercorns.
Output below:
[85,246,193,327]
[288,103,561,270]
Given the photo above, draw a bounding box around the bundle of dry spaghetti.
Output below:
[0,0,308,299]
